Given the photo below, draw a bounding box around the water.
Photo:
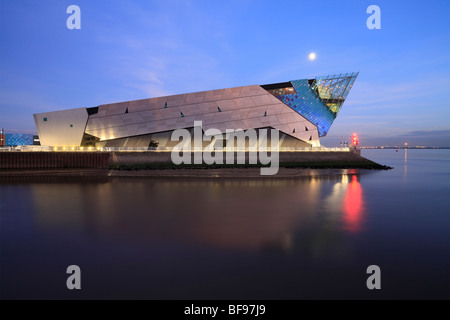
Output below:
[1,149,449,299]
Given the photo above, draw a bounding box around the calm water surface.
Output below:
[1,149,449,299]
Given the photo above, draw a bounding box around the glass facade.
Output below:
[311,73,358,115]
[266,86,296,96]
[272,73,358,137]
[5,134,34,146]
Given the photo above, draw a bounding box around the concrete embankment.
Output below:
[0,151,390,177]
[108,151,384,169]
[0,152,110,169]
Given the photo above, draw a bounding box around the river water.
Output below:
[1,149,449,299]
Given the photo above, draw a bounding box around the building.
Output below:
[2,133,40,146]
[33,73,358,149]
[0,129,5,147]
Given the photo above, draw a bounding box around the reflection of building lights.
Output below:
[342,175,364,232]
[341,174,349,184]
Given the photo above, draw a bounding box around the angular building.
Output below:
[33,73,358,149]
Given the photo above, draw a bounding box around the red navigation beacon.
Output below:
[352,133,359,146]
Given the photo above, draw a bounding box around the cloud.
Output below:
[92,1,235,99]
[399,130,450,137]
[345,77,450,110]
[0,89,58,112]
[323,129,450,147]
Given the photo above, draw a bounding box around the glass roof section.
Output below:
[263,72,358,137]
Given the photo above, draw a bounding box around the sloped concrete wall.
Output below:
[0,152,110,169]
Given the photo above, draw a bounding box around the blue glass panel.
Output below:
[275,73,358,137]
[5,134,34,146]
[277,79,335,136]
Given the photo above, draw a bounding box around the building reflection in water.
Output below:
[404,148,408,177]
[28,173,366,254]
[321,173,365,233]
[342,175,365,232]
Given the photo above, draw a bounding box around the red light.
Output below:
[352,133,358,146]
[342,175,364,232]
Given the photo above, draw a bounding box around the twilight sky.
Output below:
[1,0,449,146]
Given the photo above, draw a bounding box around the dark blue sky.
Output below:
[1,0,449,146]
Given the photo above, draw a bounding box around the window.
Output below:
[261,82,296,96]
[43,117,47,122]
[70,124,73,127]
[266,87,296,96]
[149,140,159,148]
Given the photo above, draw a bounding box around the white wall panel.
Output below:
[34,108,89,147]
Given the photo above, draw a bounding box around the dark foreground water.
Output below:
[1,149,449,299]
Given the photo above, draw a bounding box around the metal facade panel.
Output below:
[216,99,239,110]
[203,89,224,102]
[196,101,219,114]
[105,101,129,116]
[128,99,149,113]
[221,87,242,99]
[33,108,89,147]
[185,91,206,104]
[146,97,167,110]
[234,96,256,109]
[167,93,188,106]
[251,94,272,106]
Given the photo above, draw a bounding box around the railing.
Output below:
[1,146,351,152]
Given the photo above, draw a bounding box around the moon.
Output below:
[308,52,316,61]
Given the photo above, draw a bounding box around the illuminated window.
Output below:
[266,87,297,96]
[261,82,297,96]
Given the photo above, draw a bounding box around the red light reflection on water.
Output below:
[342,175,364,232]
